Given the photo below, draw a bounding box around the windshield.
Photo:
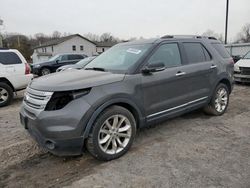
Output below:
[85,44,151,72]
[76,57,95,66]
[49,55,60,61]
[243,51,250,59]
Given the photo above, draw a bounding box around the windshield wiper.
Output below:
[85,67,106,72]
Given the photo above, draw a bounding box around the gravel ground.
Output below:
[0,85,250,188]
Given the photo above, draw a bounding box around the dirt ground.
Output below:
[0,85,250,188]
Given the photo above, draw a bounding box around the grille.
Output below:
[24,87,53,110]
[240,67,250,75]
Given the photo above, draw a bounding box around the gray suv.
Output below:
[20,36,234,161]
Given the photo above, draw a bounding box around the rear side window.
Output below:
[0,52,22,65]
[68,55,83,60]
[183,43,211,64]
[148,43,182,68]
[212,43,231,58]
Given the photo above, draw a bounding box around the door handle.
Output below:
[210,65,217,69]
[175,71,186,76]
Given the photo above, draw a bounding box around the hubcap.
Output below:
[0,87,8,104]
[215,87,228,113]
[98,115,132,155]
[42,69,50,75]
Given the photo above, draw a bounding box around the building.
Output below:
[95,41,117,54]
[225,43,250,56]
[32,34,98,63]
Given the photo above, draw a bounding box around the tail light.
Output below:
[25,63,31,74]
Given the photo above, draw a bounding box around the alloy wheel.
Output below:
[0,87,8,104]
[98,114,132,155]
[215,87,228,113]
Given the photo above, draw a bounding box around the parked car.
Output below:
[234,51,250,83]
[232,55,241,63]
[56,56,95,72]
[31,54,87,76]
[20,36,234,161]
[0,49,33,107]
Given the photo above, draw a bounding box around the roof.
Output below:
[95,41,117,47]
[34,34,96,49]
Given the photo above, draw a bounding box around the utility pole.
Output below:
[0,18,3,47]
[225,0,229,44]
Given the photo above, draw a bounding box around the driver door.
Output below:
[141,43,192,122]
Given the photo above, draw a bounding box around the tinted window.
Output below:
[0,52,22,65]
[212,43,231,58]
[148,43,182,68]
[183,43,209,63]
[61,55,68,61]
[68,55,83,60]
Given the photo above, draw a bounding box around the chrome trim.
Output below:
[147,96,208,118]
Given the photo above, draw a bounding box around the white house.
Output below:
[95,41,117,54]
[32,34,98,63]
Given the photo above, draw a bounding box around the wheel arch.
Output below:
[82,98,145,139]
[0,77,15,91]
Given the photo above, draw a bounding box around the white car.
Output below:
[234,51,250,83]
[0,49,33,107]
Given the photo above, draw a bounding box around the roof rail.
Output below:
[160,35,217,40]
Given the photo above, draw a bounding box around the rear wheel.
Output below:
[204,83,229,116]
[0,82,13,107]
[41,68,51,76]
[86,106,136,161]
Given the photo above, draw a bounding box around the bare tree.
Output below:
[202,29,224,42]
[84,33,100,42]
[100,32,114,42]
[52,31,61,39]
[235,23,250,43]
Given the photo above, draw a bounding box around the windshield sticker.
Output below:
[126,48,142,54]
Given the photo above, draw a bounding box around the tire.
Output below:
[86,105,136,161]
[0,82,13,107]
[203,83,229,116]
[40,67,51,76]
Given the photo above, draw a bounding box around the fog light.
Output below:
[45,140,55,150]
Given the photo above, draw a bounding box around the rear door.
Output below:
[0,51,26,89]
[180,42,217,100]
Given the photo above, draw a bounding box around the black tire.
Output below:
[203,83,229,116]
[40,67,51,76]
[0,82,13,107]
[86,105,136,161]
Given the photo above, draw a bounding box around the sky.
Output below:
[0,0,249,42]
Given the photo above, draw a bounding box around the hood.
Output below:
[33,60,53,66]
[235,59,250,68]
[30,69,125,91]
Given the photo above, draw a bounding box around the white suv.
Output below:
[0,49,33,107]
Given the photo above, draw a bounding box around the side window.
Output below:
[68,55,82,60]
[212,43,231,58]
[183,43,209,64]
[0,52,22,65]
[61,55,68,61]
[148,43,182,68]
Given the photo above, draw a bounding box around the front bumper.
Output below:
[234,73,250,83]
[20,98,92,156]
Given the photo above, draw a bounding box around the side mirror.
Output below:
[56,59,60,63]
[141,62,165,74]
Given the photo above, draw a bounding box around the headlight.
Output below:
[45,88,91,111]
[234,64,240,72]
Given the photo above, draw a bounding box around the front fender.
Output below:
[82,97,145,139]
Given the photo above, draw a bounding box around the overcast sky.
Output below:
[0,0,249,41]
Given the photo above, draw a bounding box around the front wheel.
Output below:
[203,83,229,116]
[86,106,136,161]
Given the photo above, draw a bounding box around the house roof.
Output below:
[95,41,117,47]
[34,34,96,49]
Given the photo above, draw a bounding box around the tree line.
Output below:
[1,23,250,62]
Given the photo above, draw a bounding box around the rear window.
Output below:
[183,43,211,64]
[0,52,22,65]
[212,43,231,58]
